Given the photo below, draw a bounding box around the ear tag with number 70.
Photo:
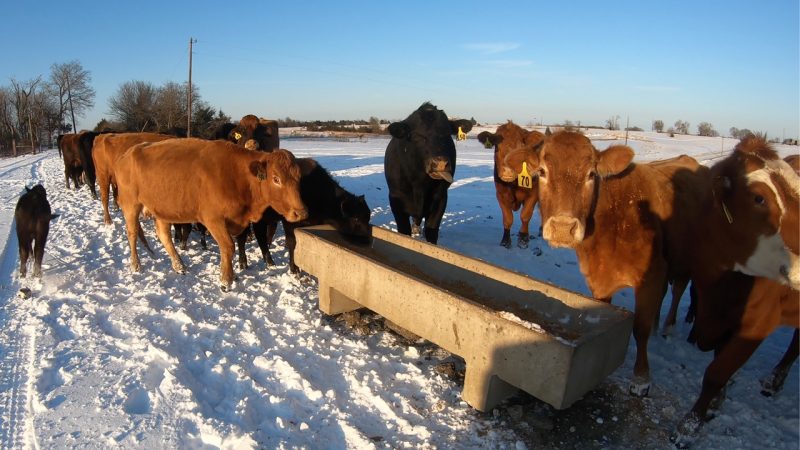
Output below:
[517,162,532,189]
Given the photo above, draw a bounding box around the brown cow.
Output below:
[477,121,544,248]
[671,138,800,447]
[501,130,710,396]
[92,133,175,225]
[114,139,307,290]
[59,133,83,190]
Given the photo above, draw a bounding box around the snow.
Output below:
[0,130,797,449]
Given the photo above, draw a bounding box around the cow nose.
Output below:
[542,215,585,248]
[244,139,259,151]
[499,165,516,182]
[290,208,309,222]
[429,156,449,172]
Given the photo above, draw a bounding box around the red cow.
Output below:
[477,122,544,248]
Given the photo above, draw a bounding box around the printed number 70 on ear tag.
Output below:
[517,162,533,189]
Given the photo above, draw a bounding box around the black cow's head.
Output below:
[388,102,473,183]
[337,194,372,244]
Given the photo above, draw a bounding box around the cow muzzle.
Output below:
[542,215,585,248]
[244,139,259,151]
[427,157,453,183]
[285,208,309,223]
[499,165,516,183]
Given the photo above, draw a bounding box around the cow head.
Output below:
[337,194,372,244]
[230,114,280,152]
[388,103,472,183]
[508,130,633,248]
[710,136,800,288]
[251,149,308,222]
[478,121,544,181]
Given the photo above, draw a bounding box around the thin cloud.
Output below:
[463,42,520,54]
[485,60,534,68]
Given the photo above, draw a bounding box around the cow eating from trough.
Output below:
[477,121,544,248]
[671,137,800,447]
[384,102,473,244]
[15,184,57,278]
[239,157,372,272]
[501,130,709,396]
[114,139,308,290]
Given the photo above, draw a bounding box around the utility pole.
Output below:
[66,75,76,133]
[625,116,629,145]
[187,37,197,137]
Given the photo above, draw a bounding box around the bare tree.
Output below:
[49,61,95,132]
[108,80,157,131]
[9,77,42,154]
[674,120,690,135]
[153,81,189,131]
[0,87,19,155]
[697,122,718,137]
[605,115,620,130]
[652,120,664,133]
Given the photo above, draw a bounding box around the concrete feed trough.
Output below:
[294,225,633,411]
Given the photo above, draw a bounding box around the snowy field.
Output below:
[0,130,797,449]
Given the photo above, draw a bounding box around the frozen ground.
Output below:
[0,130,797,449]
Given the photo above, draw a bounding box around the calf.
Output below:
[384,102,473,244]
[114,139,307,290]
[15,184,57,278]
[672,137,800,447]
[237,158,371,272]
[477,121,544,248]
[501,130,709,396]
[227,114,280,151]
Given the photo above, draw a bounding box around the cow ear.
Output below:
[596,145,634,178]
[388,122,410,139]
[477,131,502,149]
[545,127,552,137]
[450,119,473,135]
[228,127,244,143]
[298,158,317,176]
[504,144,541,174]
[249,161,268,180]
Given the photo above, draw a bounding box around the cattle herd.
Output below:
[12,102,799,447]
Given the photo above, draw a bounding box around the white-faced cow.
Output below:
[671,137,800,447]
[15,184,57,278]
[384,102,473,244]
[477,121,544,248]
[114,139,307,290]
[501,130,710,396]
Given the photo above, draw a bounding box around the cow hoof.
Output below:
[628,378,651,397]
[220,284,230,293]
[130,264,141,273]
[500,239,511,249]
[661,324,674,338]
[411,224,421,237]
[172,263,187,274]
[670,412,703,448]
[517,233,530,249]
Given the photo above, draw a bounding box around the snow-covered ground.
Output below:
[0,130,797,449]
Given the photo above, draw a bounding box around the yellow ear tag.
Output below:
[234,132,242,141]
[457,126,467,141]
[517,162,532,189]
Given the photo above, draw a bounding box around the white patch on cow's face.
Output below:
[747,168,785,216]
[734,233,797,287]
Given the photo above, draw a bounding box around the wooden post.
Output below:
[187,37,196,137]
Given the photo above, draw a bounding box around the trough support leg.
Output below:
[462,357,518,412]
[319,283,362,315]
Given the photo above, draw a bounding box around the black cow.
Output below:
[77,131,100,199]
[236,158,371,272]
[15,184,57,278]
[384,102,472,244]
[173,222,208,250]
[225,115,280,151]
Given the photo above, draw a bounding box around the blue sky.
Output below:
[2,1,798,139]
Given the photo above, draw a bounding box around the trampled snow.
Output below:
[0,130,796,449]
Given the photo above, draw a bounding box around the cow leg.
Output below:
[123,207,143,273]
[671,335,762,448]
[205,222,235,290]
[252,217,276,267]
[111,182,120,211]
[196,223,208,250]
[235,228,249,270]
[284,223,299,273]
[629,275,668,397]
[411,217,422,237]
[761,329,799,396]
[32,227,47,278]
[98,172,113,225]
[18,238,30,278]
[499,201,513,249]
[662,276,690,337]
[389,196,412,236]
[423,194,449,245]
[517,195,537,249]
[64,168,71,190]
[154,219,186,274]
[685,282,698,323]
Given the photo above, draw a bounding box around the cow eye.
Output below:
[272,175,282,186]
[587,171,596,182]
[754,194,765,205]
[538,168,546,178]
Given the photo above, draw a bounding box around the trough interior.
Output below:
[303,227,622,343]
